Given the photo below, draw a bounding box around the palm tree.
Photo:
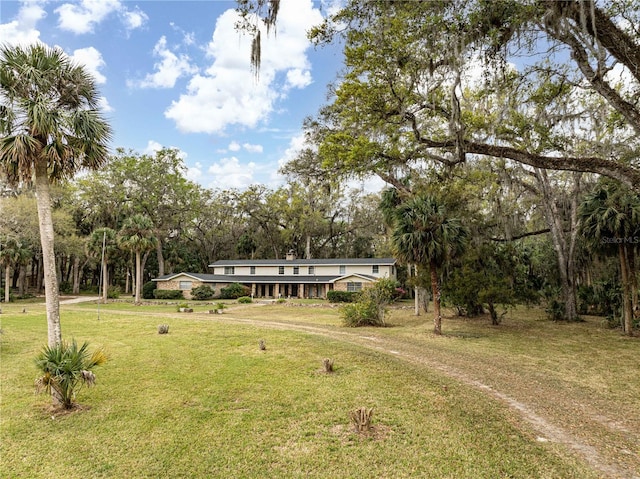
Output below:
[35,339,107,409]
[88,228,118,304]
[118,214,157,305]
[391,194,468,335]
[0,238,18,303]
[579,181,640,336]
[0,43,112,347]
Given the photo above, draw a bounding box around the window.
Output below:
[293,266,299,275]
[372,265,379,274]
[224,266,235,275]
[179,281,192,290]
[279,266,285,274]
[308,266,315,275]
[347,282,362,292]
[339,265,346,275]
[250,266,255,275]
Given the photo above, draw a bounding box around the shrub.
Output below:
[107,286,120,299]
[341,300,380,327]
[34,339,107,409]
[220,282,250,299]
[142,281,157,299]
[341,279,397,327]
[237,296,252,304]
[59,281,73,294]
[157,324,170,334]
[154,289,184,300]
[350,407,374,433]
[191,285,215,300]
[327,290,359,303]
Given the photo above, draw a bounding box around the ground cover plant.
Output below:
[1,299,637,478]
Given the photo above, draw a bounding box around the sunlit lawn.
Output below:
[0,299,612,478]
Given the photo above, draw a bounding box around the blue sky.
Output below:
[0,0,357,190]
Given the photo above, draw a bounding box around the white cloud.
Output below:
[97,96,113,113]
[71,47,106,84]
[131,36,198,89]
[207,156,257,189]
[186,162,204,183]
[0,1,46,46]
[55,0,121,34]
[55,0,146,34]
[243,143,263,153]
[165,0,323,135]
[120,6,148,31]
[144,140,163,154]
[228,141,241,152]
[286,69,312,89]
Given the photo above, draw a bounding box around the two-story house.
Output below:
[153,253,397,299]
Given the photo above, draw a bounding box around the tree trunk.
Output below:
[414,264,420,316]
[619,244,634,335]
[535,169,580,321]
[72,256,80,294]
[134,251,142,304]
[35,161,62,347]
[4,264,10,303]
[305,234,312,259]
[430,260,442,335]
[18,264,26,296]
[156,240,165,277]
[101,257,108,304]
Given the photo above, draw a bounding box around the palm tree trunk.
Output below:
[135,251,142,304]
[619,244,634,335]
[35,161,62,347]
[4,264,10,303]
[414,264,420,316]
[430,260,442,335]
[101,257,109,304]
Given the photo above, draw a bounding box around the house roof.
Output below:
[209,257,396,267]
[153,273,379,285]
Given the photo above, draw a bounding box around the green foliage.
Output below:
[237,296,252,304]
[153,289,184,300]
[142,281,157,300]
[220,282,250,299]
[107,286,121,299]
[34,339,107,409]
[191,285,215,301]
[341,279,398,327]
[577,280,621,318]
[0,288,14,302]
[59,281,73,294]
[327,290,359,303]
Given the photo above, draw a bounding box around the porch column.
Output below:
[299,283,304,299]
[275,283,280,298]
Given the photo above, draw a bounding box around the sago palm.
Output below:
[0,43,112,347]
[392,194,468,335]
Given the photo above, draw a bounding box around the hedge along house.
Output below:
[153,254,397,300]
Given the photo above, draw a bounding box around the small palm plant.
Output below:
[34,340,107,409]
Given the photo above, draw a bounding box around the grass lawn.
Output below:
[0,299,634,478]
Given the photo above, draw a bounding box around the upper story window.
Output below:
[372,265,379,274]
[293,266,299,275]
[224,266,235,275]
[339,265,346,275]
[278,266,285,274]
[250,266,256,275]
[179,281,192,290]
[308,266,315,275]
